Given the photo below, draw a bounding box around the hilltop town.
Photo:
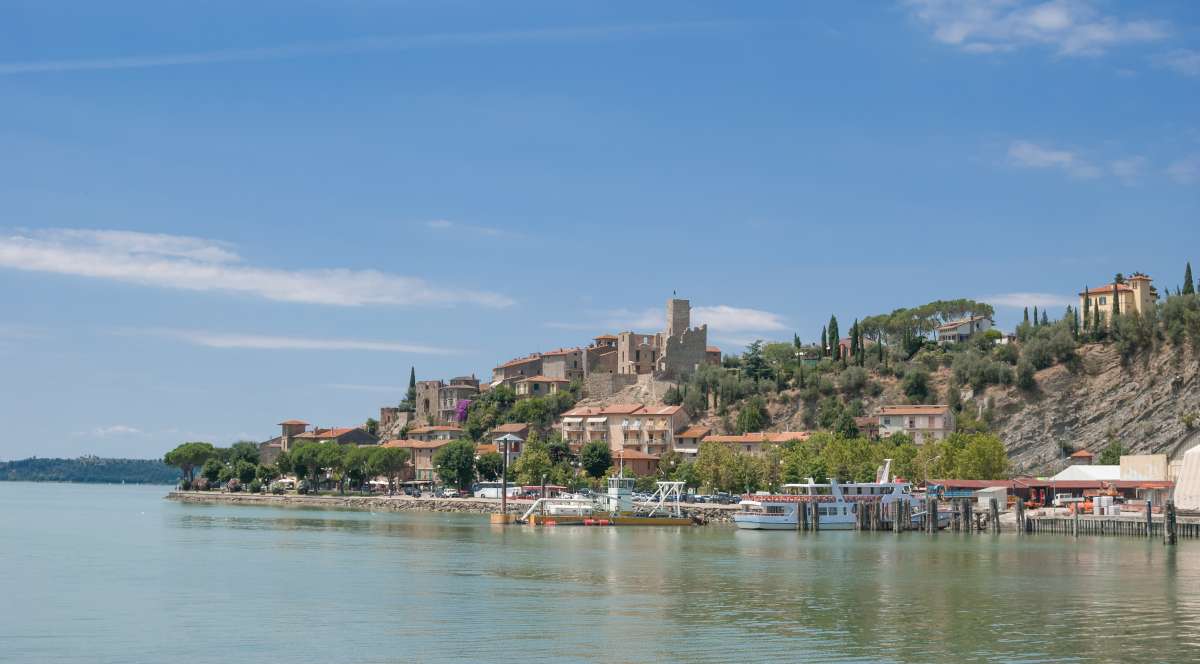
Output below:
[155,265,1200,502]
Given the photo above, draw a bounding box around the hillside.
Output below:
[984,342,1200,475]
[0,456,178,484]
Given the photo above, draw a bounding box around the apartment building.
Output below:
[875,405,955,444]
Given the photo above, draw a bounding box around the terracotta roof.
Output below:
[703,431,809,444]
[615,449,660,460]
[677,426,712,439]
[935,315,992,331]
[1080,284,1134,295]
[490,422,530,434]
[497,355,541,369]
[518,375,570,383]
[278,419,309,425]
[854,416,878,426]
[560,406,604,417]
[1069,450,1096,458]
[875,405,951,416]
[407,425,463,434]
[475,444,498,454]
[640,405,684,416]
[541,348,581,357]
[600,404,645,415]
[382,438,453,450]
[293,427,359,439]
[706,346,721,354]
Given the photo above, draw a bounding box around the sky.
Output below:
[1,0,1198,459]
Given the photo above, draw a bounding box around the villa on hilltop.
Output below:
[1079,273,1157,325]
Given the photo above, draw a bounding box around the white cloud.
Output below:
[1167,155,1200,185]
[326,383,407,393]
[1155,49,1200,77]
[1109,156,1147,183]
[423,219,505,237]
[551,304,787,339]
[904,0,1168,57]
[92,425,142,437]
[693,305,788,332]
[129,328,459,355]
[1008,140,1102,179]
[984,292,1076,308]
[0,229,512,308]
[0,21,735,76]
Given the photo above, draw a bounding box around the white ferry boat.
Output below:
[733,460,935,531]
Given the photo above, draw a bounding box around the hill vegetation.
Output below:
[0,456,178,484]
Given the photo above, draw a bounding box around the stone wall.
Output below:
[583,373,638,400]
[661,325,709,378]
[165,491,739,523]
[414,380,441,425]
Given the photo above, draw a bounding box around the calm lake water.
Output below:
[3,482,1200,663]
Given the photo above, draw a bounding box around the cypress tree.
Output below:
[1093,304,1100,333]
[1082,287,1090,331]
[405,367,417,405]
[1033,306,1039,327]
[793,333,801,349]
[1112,281,1120,318]
[1185,262,1195,296]
[1023,307,1030,324]
[820,326,827,357]
[828,316,840,362]
[1041,310,1049,325]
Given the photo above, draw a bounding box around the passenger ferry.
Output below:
[733,459,934,530]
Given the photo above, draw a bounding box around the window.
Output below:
[1100,296,1107,305]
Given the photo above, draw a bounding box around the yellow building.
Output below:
[1079,273,1157,324]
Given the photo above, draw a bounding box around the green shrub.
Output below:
[248,479,263,493]
[1016,359,1036,391]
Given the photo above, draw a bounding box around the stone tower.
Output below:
[666,298,690,340]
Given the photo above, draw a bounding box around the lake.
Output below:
[3,482,1199,663]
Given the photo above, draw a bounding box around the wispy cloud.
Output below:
[424,219,506,237]
[1109,156,1147,183]
[549,304,787,338]
[693,305,788,332]
[984,292,1076,309]
[904,0,1168,57]
[126,328,460,355]
[326,383,407,393]
[0,229,512,308]
[1008,140,1102,179]
[92,425,142,437]
[1167,155,1200,185]
[1154,49,1200,77]
[0,21,736,76]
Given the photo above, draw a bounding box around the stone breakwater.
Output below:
[165,491,739,523]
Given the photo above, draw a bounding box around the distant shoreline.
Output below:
[165,490,738,522]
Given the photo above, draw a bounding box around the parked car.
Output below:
[403,486,422,497]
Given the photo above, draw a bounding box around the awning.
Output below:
[562,417,583,423]
[587,417,607,423]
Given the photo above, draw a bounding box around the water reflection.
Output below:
[5,482,1199,663]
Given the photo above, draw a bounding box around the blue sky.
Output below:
[2,0,1198,459]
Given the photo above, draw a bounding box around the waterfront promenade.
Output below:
[166,490,742,522]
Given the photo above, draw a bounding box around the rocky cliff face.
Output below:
[985,342,1200,475]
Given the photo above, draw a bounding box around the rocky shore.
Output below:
[165,491,739,523]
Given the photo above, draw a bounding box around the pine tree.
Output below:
[828,316,840,362]
[1185,262,1195,296]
